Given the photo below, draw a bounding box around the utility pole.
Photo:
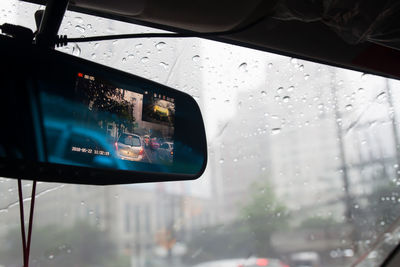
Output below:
[385,79,400,179]
[330,70,352,223]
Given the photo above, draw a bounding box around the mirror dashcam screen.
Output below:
[40,72,175,171]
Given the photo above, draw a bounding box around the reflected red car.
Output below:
[149,137,160,150]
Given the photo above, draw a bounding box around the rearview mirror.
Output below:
[0,35,207,185]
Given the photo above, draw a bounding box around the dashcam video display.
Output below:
[61,73,175,166]
[142,93,175,127]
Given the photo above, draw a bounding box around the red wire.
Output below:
[17,179,37,267]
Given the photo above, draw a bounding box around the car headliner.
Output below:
[22,0,400,80]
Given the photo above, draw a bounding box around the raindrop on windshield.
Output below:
[192,55,200,62]
[261,90,267,96]
[283,96,290,103]
[304,74,310,80]
[271,128,281,135]
[219,159,224,164]
[135,43,143,48]
[72,44,81,56]
[238,62,248,72]
[122,57,127,63]
[87,24,92,30]
[276,87,284,94]
[361,73,368,80]
[345,104,353,111]
[287,86,294,92]
[155,41,166,50]
[233,158,238,162]
[159,62,169,69]
[376,92,386,101]
[75,25,85,33]
[140,57,149,63]
[74,17,83,23]
[48,254,54,260]
[91,53,96,59]
[290,58,298,64]
[268,63,273,68]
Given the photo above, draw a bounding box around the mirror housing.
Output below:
[0,35,207,185]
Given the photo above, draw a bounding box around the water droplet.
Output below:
[271,128,281,135]
[345,104,353,111]
[87,24,92,30]
[299,64,304,71]
[72,44,81,56]
[238,62,247,72]
[159,62,169,69]
[287,86,294,92]
[224,99,230,103]
[91,53,96,59]
[233,158,238,162]
[94,43,99,49]
[219,159,224,164]
[361,73,368,80]
[192,55,200,62]
[376,92,386,101]
[290,58,298,64]
[155,41,166,50]
[276,87,283,94]
[80,201,85,206]
[304,74,310,80]
[48,254,54,260]
[74,17,83,23]
[122,57,127,63]
[135,43,143,48]
[261,90,267,96]
[75,25,85,33]
[282,96,290,103]
[358,87,364,93]
[140,57,149,63]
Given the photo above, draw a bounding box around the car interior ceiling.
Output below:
[6,0,400,266]
[23,0,400,79]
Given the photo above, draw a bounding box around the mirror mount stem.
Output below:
[35,0,69,49]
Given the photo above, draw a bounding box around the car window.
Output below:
[120,134,141,147]
[2,1,400,267]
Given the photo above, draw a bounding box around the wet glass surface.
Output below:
[1,1,400,267]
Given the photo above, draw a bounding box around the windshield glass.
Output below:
[1,1,400,267]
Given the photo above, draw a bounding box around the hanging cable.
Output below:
[17,179,27,267]
[17,179,37,267]
[54,14,268,47]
